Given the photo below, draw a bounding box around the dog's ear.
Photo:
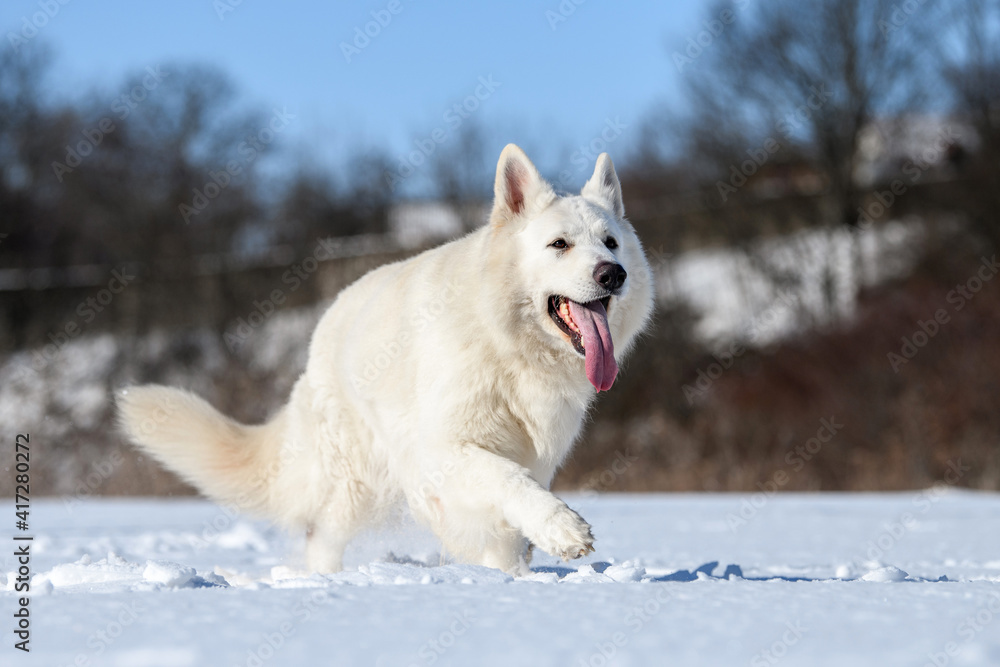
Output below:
[581,153,624,219]
[491,144,553,227]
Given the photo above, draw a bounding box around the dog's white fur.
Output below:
[118,145,654,575]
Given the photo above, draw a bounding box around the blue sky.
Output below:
[2,0,711,190]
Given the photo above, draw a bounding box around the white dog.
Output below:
[118,145,654,576]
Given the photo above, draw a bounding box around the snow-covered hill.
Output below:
[4,492,999,666]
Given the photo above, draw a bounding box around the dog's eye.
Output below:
[605,237,618,250]
[550,239,569,249]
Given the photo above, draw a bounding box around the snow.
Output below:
[4,492,1000,666]
[660,219,925,346]
[141,561,198,588]
[859,565,910,583]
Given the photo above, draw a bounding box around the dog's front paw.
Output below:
[531,505,595,561]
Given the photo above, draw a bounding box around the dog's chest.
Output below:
[506,387,589,478]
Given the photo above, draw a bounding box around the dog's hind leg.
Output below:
[303,481,376,573]
[305,521,349,573]
[479,523,530,576]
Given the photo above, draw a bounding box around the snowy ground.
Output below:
[4,492,1000,667]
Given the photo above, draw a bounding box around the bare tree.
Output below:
[340,148,394,234]
[427,121,493,232]
[937,0,1000,251]
[662,0,935,321]
[277,148,393,243]
[0,42,68,269]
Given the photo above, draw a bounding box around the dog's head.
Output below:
[486,144,654,392]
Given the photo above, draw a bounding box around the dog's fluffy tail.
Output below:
[117,385,283,514]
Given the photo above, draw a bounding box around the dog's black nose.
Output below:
[594,262,627,291]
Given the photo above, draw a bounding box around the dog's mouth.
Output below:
[548,295,611,355]
[547,295,617,392]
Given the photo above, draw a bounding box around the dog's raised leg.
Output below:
[428,445,594,571]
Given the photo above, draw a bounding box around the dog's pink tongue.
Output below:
[567,299,618,392]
